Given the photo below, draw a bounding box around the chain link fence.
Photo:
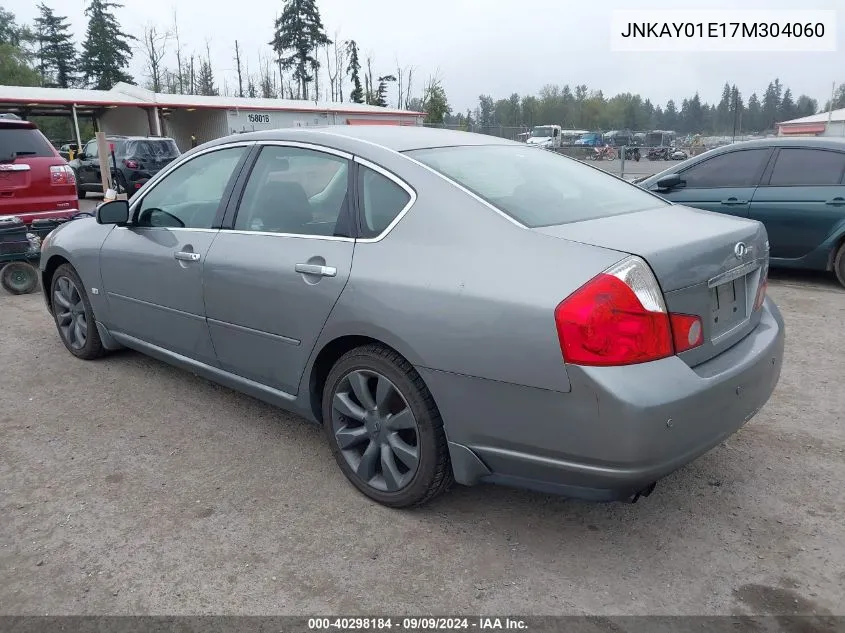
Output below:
[422,122,530,141]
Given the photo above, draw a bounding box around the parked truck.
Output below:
[526,125,563,149]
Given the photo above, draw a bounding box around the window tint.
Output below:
[407,145,665,227]
[768,149,845,186]
[358,165,411,238]
[0,128,54,157]
[680,149,769,188]
[234,145,349,237]
[136,146,246,229]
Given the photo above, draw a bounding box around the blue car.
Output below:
[638,137,845,287]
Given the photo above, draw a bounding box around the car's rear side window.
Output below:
[679,149,770,188]
[767,148,845,186]
[405,145,665,227]
[1,127,54,158]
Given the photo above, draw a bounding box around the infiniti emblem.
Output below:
[734,242,748,259]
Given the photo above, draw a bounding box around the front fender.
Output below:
[40,218,113,320]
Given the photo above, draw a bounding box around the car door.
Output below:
[650,148,772,218]
[99,144,251,365]
[78,140,99,187]
[749,147,845,260]
[202,143,355,394]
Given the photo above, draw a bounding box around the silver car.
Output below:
[39,127,785,507]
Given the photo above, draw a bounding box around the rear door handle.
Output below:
[825,197,845,206]
[174,251,201,262]
[721,198,748,205]
[295,263,337,277]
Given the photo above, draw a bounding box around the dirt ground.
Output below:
[0,268,843,616]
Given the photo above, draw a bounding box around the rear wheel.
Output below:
[322,345,452,507]
[50,263,105,360]
[1,262,39,294]
[834,243,845,288]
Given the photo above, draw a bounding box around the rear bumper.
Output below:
[420,298,785,500]
[0,206,79,225]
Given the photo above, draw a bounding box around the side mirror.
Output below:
[96,199,129,225]
[656,173,684,190]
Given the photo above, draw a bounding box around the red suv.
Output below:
[0,117,79,225]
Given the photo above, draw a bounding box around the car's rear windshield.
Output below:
[405,144,666,227]
[0,127,54,158]
[121,139,180,159]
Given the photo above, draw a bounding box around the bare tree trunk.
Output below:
[405,67,414,109]
[365,55,374,105]
[142,26,170,93]
[325,45,337,101]
[234,40,244,98]
[336,39,345,102]
[395,57,403,109]
[173,11,183,93]
[190,55,195,94]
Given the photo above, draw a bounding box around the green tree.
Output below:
[374,74,396,107]
[345,40,363,103]
[34,3,77,88]
[270,0,330,100]
[196,60,218,96]
[80,0,135,89]
[746,93,762,131]
[421,77,450,124]
[761,79,783,131]
[0,43,41,86]
[779,88,796,122]
[795,95,817,118]
[477,94,494,128]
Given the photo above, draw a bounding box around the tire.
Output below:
[49,263,105,360]
[1,262,39,295]
[834,242,845,288]
[75,171,86,199]
[322,344,452,508]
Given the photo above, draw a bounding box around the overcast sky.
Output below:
[5,0,843,112]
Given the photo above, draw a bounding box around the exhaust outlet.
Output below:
[629,482,657,503]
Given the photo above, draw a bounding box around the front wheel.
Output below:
[50,263,105,360]
[834,243,845,288]
[322,345,452,507]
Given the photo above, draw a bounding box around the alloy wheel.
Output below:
[330,369,420,492]
[53,275,88,350]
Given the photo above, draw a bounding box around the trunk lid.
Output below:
[535,205,769,366]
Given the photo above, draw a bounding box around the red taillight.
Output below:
[124,159,139,169]
[50,165,75,185]
[669,313,704,353]
[554,258,673,366]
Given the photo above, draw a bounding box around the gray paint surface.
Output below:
[40,126,784,499]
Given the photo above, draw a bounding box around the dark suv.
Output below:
[70,136,181,198]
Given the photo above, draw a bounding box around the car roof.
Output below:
[217,125,520,152]
[0,119,37,130]
[706,137,845,150]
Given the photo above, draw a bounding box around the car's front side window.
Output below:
[680,149,770,188]
[233,145,350,237]
[84,141,98,159]
[135,146,247,229]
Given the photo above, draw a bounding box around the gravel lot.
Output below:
[1,264,843,616]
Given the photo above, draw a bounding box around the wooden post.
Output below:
[95,132,113,195]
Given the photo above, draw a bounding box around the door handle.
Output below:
[295,263,337,277]
[721,198,748,205]
[174,251,201,262]
[825,197,845,206]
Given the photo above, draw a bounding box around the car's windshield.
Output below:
[123,139,180,160]
[406,144,666,227]
[530,127,554,138]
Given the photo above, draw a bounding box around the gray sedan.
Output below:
[39,126,785,507]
